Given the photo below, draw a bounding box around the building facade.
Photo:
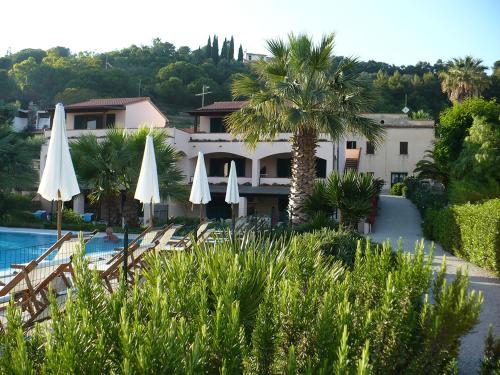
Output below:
[39,98,434,222]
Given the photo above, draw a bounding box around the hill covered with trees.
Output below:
[0,36,499,120]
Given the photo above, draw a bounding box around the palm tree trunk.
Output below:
[288,128,317,225]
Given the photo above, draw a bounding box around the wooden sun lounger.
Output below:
[96,239,160,293]
[164,221,214,252]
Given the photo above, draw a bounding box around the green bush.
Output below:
[293,212,338,233]
[0,193,32,217]
[62,208,84,225]
[481,326,500,374]
[0,231,482,374]
[404,177,447,216]
[424,199,500,274]
[390,182,404,196]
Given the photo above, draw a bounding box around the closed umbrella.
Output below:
[189,151,211,223]
[38,103,80,239]
[225,160,239,239]
[134,134,160,226]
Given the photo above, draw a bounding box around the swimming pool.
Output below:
[0,231,124,272]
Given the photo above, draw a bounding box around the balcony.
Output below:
[259,177,290,186]
[206,177,252,185]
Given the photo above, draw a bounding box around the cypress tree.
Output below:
[229,36,235,60]
[237,44,244,62]
[220,38,228,60]
[206,36,212,58]
[212,35,219,64]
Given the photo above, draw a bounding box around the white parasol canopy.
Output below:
[225,160,239,204]
[38,103,80,202]
[134,134,161,205]
[189,151,211,205]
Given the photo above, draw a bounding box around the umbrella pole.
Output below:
[57,190,62,240]
[150,200,153,227]
[231,204,235,242]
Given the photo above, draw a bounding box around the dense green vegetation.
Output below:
[0,230,482,374]
[305,170,381,229]
[1,37,498,118]
[423,199,500,275]
[70,128,186,226]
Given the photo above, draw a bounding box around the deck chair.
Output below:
[95,240,159,293]
[0,233,76,328]
[103,225,167,265]
[165,221,214,252]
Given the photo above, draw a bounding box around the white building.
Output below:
[39,97,168,215]
[39,98,434,222]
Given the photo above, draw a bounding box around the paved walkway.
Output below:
[370,195,500,374]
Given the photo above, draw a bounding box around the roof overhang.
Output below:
[208,185,290,196]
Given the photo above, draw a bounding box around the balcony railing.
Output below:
[259,177,290,186]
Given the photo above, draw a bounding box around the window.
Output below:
[209,158,245,177]
[400,141,408,155]
[210,117,226,133]
[74,115,103,130]
[315,158,327,178]
[366,141,375,155]
[346,141,357,149]
[391,172,408,186]
[106,114,116,128]
[277,158,292,178]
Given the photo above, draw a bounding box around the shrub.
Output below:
[293,212,338,233]
[424,199,500,274]
[62,208,84,225]
[404,177,447,216]
[0,231,482,374]
[0,193,32,217]
[401,185,408,197]
[390,182,404,196]
[481,326,500,374]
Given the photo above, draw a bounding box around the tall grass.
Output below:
[0,231,482,374]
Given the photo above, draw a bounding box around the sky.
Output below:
[1,0,499,67]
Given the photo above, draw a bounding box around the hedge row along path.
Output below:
[370,194,500,375]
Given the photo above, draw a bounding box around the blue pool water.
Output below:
[0,231,124,271]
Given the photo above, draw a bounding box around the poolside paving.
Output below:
[370,195,500,374]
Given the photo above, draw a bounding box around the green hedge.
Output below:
[424,199,500,274]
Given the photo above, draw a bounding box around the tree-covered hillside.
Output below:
[0,36,498,119]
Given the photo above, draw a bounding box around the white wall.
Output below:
[124,100,166,128]
[342,126,435,188]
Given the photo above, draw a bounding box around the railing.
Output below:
[259,177,291,186]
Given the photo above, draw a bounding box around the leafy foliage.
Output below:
[435,98,500,169]
[390,182,403,196]
[0,123,41,193]
[71,128,186,224]
[481,326,500,375]
[423,199,500,275]
[306,170,378,229]
[0,231,482,374]
[439,56,490,103]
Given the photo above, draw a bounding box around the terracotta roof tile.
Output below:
[65,97,149,109]
[188,101,247,114]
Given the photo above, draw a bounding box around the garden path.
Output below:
[370,195,500,375]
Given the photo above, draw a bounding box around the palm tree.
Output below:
[71,128,186,225]
[305,170,377,230]
[439,56,490,103]
[227,33,384,224]
[413,147,449,189]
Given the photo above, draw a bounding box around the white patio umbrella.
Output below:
[225,160,240,239]
[38,103,80,239]
[189,151,211,222]
[134,134,160,227]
